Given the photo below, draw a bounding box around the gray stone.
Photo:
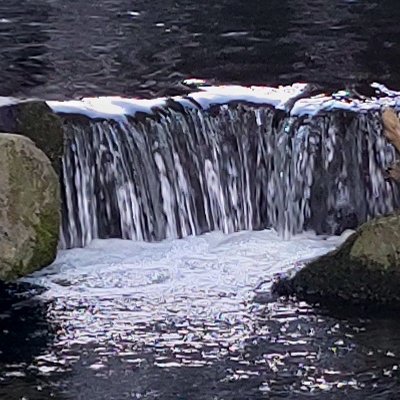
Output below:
[274,214,400,308]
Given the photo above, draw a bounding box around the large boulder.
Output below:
[0,133,60,280]
[274,214,400,308]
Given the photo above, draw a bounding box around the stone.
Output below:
[382,108,400,153]
[0,101,64,174]
[273,109,400,309]
[384,160,400,182]
[274,214,400,309]
[0,133,60,280]
[382,108,400,182]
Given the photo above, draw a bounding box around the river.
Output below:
[0,0,400,99]
[0,230,399,399]
[2,1,400,399]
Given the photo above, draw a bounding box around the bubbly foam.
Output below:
[23,230,349,360]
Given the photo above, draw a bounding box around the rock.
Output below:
[0,101,64,174]
[384,160,400,182]
[0,133,60,280]
[274,214,400,309]
[382,108,400,182]
[382,108,400,153]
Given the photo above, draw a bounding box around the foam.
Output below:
[24,229,348,300]
[47,97,167,120]
[46,83,310,119]
[47,82,400,120]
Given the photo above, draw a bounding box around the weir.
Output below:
[49,84,400,249]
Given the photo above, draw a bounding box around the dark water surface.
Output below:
[1,0,400,99]
[2,279,400,400]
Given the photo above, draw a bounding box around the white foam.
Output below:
[46,83,309,119]
[372,82,400,97]
[0,96,21,107]
[24,229,347,300]
[290,91,399,116]
[186,83,308,109]
[47,99,126,119]
[22,230,350,368]
[46,83,400,121]
[47,96,167,120]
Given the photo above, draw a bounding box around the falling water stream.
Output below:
[2,84,400,399]
[51,84,400,248]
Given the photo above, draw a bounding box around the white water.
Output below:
[46,84,307,119]
[23,230,350,369]
[27,230,349,301]
[47,83,400,120]
[58,95,399,248]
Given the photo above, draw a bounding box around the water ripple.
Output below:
[3,230,394,398]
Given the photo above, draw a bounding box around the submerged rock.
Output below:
[0,134,60,280]
[274,214,400,309]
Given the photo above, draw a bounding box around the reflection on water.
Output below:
[1,0,400,99]
[0,282,64,399]
[0,230,394,399]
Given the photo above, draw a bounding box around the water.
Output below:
[0,230,399,399]
[55,87,400,248]
[2,1,400,398]
[1,0,400,99]
[5,91,396,398]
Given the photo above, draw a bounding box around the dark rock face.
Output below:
[0,134,60,280]
[0,101,64,174]
[274,214,400,309]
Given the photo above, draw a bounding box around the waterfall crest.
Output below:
[52,85,400,248]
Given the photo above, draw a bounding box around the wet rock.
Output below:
[0,134,60,280]
[275,214,400,308]
[382,108,400,153]
[384,160,400,182]
[0,101,64,174]
[382,108,400,182]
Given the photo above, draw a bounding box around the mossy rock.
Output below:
[0,101,64,174]
[0,134,60,280]
[279,214,400,308]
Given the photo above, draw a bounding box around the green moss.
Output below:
[29,208,59,273]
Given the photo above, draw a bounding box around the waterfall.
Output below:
[49,85,400,249]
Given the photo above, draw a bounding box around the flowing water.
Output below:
[1,230,400,399]
[53,85,400,249]
[2,0,400,399]
[0,86,399,399]
[1,0,400,99]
